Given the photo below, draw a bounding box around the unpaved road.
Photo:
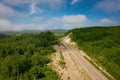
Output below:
[60,37,108,80]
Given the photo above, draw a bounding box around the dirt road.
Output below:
[60,37,108,80]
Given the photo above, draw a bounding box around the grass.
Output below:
[59,51,66,69]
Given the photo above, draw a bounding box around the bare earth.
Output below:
[50,36,108,80]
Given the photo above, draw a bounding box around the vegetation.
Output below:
[70,26,120,80]
[0,31,60,80]
[59,51,65,69]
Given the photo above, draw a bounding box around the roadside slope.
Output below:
[60,36,108,80]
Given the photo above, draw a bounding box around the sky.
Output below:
[0,0,120,31]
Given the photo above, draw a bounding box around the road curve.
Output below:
[61,37,108,80]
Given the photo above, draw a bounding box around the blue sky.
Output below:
[0,0,120,31]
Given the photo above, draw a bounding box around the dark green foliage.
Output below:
[0,31,60,80]
[0,34,8,38]
[70,26,120,80]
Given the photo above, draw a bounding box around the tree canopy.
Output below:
[0,31,60,80]
[70,26,120,80]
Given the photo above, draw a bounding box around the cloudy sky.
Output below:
[0,0,120,31]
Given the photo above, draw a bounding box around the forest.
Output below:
[70,26,120,80]
[0,31,60,80]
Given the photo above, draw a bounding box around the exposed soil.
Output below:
[50,44,91,80]
[50,35,110,80]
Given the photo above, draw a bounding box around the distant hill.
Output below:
[49,29,68,35]
[0,29,68,35]
[0,34,8,38]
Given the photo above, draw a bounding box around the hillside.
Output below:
[0,29,67,36]
[69,26,120,80]
[0,31,60,80]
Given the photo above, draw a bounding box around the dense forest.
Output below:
[0,31,60,80]
[70,26,120,80]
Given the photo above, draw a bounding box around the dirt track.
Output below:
[51,36,108,80]
[59,36,108,80]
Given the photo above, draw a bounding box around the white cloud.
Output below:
[1,0,66,16]
[0,3,27,18]
[100,18,115,25]
[46,0,66,10]
[32,17,44,23]
[0,19,12,31]
[71,0,80,5]
[29,3,44,15]
[96,0,120,12]
[3,0,66,10]
[62,15,87,24]
[19,23,48,30]
[37,8,44,14]
[0,18,55,31]
[29,3,37,15]
[0,19,21,31]
[61,14,88,29]
[3,0,26,5]
[3,0,62,5]
[0,14,88,31]
[0,3,16,18]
